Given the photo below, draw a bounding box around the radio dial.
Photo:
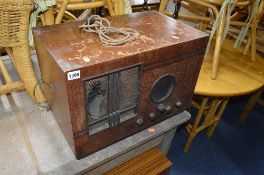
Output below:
[148,113,156,121]
[135,119,144,127]
[176,101,182,109]
[157,103,166,113]
[165,106,172,112]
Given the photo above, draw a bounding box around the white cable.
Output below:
[79,15,139,46]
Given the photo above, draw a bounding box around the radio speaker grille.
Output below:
[84,65,141,135]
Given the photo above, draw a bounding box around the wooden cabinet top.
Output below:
[33,11,208,72]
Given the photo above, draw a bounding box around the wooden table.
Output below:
[184,39,264,152]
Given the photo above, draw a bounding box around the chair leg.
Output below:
[114,0,124,15]
[0,58,26,94]
[250,14,257,62]
[211,10,226,80]
[114,0,119,15]
[243,1,264,59]
[184,97,209,153]
[231,11,246,20]
[11,46,46,103]
[159,0,169,13]
[258,99,264,107]
[239,88,263,123]
[106,0,115,16]
[199,21,209,31]
[44,8,55,25]
[243,37,251,56]
[207,98,229,137]
[113,0,124,15]
[55,0,69,24]
[0,59,12,84]
[118,0,124,15]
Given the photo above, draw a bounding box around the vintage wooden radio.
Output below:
[33,11,208,159]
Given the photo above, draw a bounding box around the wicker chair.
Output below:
[0,0,46,103]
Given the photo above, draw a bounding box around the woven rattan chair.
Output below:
[0,0,46,103]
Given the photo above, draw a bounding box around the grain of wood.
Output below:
[104,148,172,175]
[195,39,264,97]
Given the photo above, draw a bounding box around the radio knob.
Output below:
[157,103,166,113]
[175,101,182,109]
[148,113,156,121]
[165,105,172,112]
[135,118,144,127]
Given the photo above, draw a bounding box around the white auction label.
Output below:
[67,70,80,80]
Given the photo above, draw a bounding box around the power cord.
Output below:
[79,15,139,46]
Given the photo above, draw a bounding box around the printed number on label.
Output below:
[68,70,80,80]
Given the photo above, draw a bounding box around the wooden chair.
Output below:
[182,38,264,152]
[0,0,46,103]
[42,0,117,25]
[160,0,264,80]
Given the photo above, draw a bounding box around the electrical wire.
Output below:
[79,15,139,46]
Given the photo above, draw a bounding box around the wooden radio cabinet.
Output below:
[33,11,208,159]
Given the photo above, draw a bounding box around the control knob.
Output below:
[135,118,144,127]
[175,101,182,109]
[157,103,166,113]
[148,113,156,121]
[165,105,172,112]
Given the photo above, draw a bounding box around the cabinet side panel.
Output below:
[34,34,75,154]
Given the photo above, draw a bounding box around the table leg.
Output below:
[184,97,208,153]
[184,96,229,152]
[239,88,263,123]
[207,98,229,137]
[203,99,219,125]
